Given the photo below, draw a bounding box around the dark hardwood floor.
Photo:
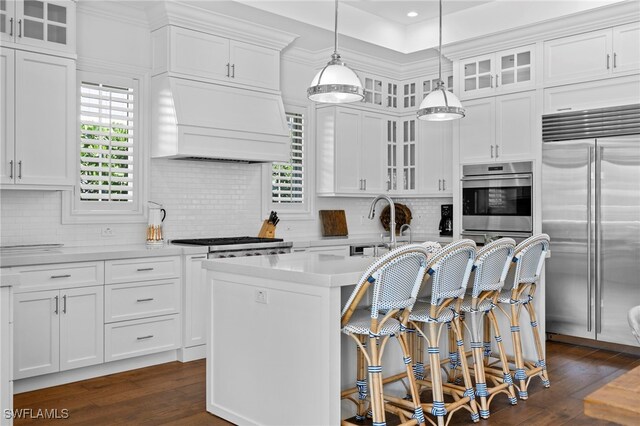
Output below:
[13,341,640,425]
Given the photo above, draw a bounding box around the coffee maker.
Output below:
[439,204,453,236]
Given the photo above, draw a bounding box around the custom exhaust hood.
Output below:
[151,76,290,163]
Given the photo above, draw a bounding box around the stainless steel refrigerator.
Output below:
[542,104,640,347]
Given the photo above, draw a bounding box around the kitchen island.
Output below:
[203,252,385,425]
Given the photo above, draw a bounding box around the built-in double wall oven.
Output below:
[461,161,533,244]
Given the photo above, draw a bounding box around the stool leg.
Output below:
[447,323,458,383]
[486,310,518,405]
[509,302,528,400]
[451,316,480,423]
[524,300,550,388]
[368,334,386,425]
[468,310,489,418]
[483,312,492,366]
[397,332,425,425]
[426,322,446,426]
[355,334,369,420]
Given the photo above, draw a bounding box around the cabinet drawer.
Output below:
[105,256,180,284]
[105,279,180,323]
[13,261,104,293]
[104,315,180,362]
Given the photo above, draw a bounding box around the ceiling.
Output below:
[230,0,626,54]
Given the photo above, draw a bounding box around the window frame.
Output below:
[63,68,148,224]
[262,102,314,220]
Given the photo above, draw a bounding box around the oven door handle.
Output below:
[461,174,532,181]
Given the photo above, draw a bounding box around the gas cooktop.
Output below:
[171,236,283,246]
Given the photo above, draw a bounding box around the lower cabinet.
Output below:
[104,315,180,362]
[183,254,208,349]
[13,286,103,380]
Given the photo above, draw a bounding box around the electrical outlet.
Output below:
[101,227,115,237]
[255,289,268,304]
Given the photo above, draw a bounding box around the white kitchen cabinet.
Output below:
[420,120,453,195]
[104,279,181,323]
[1,48,74,188]
[13,286,103,380]
[543,22,640,86]
[459,45,535,99]
[316,106,385,196]
[183,254,208,349]
[361,74,398,110]
[104,315,180,362]
[459,91,535,164]
[0,283,13,425]
[388,117,417,194]
[0,0,75,54]
[152,25,280,91]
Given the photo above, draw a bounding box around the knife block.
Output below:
[258,220,276,238]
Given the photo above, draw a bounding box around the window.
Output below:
[79,81,135,204]
[272,111,304,203]
[63,71,144,223]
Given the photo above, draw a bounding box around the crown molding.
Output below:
[77,0,149,28]
[77,57,150,77]
[145,1,298,52]
[445,0,639,60]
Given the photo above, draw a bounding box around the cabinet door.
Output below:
[495,91,535,160]
[0,47,14,185]
[385,119,398,191]
[13,290,60,380]
[458,97,495,163]
[496,46,534,91]
[184,255,208,348]
[170,26,230,82]
[460,54,494,98]
[613,22,640,74]
[335,108,361,194]
[439,121,453,194]
[0,0,15,44]
[399,118,417,192]
[230,40,279,90]
[59,286,104,371]
[15,50,74,186]
[360,112,385,193]
[421,120,453,195]
[16,0,75,52]
[543,29,611,85]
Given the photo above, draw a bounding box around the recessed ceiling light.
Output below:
[407,11,418,18]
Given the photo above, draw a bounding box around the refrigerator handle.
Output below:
[587,146,593,332]
[595,145,603,334]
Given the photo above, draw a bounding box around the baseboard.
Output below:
[547,333,640,356]
[177,345,206,362]
[14,350,180,394]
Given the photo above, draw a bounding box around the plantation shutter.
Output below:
[79,81,135,202]
[272,112,304,203]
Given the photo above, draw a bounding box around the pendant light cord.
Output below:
[438,0,443,88]
[334,0,339,56]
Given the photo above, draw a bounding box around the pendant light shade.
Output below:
[417,0,465,121]
[307,0,364,103]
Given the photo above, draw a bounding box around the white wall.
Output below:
[0,2,452,248]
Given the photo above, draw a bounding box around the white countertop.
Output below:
[204,252,375,288]
[0,243,208,268]
[290,233,452,249]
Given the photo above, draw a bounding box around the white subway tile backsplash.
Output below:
[1,158,452,247]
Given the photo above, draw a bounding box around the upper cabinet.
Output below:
[361,74,399,110]
[420,120,453,196]
[543,22,640,86]
[316,106,386,196]
[152,26,280,91]
[1,47,75,188]
[458,91,535,164]
[0,0,75,54]
[459,45,535,99]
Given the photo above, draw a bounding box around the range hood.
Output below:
[151,75,290,163]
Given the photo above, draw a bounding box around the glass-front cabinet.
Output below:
[0,0,75,53]
[386,119,397,191]
[459,45,534,99]
[401,118,416,192]
[386,117,418,194]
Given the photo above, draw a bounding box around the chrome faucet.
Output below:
[400,224,412,244]
[368,195,396,248]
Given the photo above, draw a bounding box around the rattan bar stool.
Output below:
[408,240,480,426]
[495,234,551,399]
[341,244,430,426]
[458,238,518,418]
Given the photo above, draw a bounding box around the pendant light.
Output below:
[307,0,364,103]
[417,0,465,121]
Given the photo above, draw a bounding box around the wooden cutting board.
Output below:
[319,210,349,237]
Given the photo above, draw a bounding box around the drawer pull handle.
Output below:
[136,298,154,303]
[137,335,154,341]
[191,255,207,260]
[137,268,154,272]
[51,274,71,279]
